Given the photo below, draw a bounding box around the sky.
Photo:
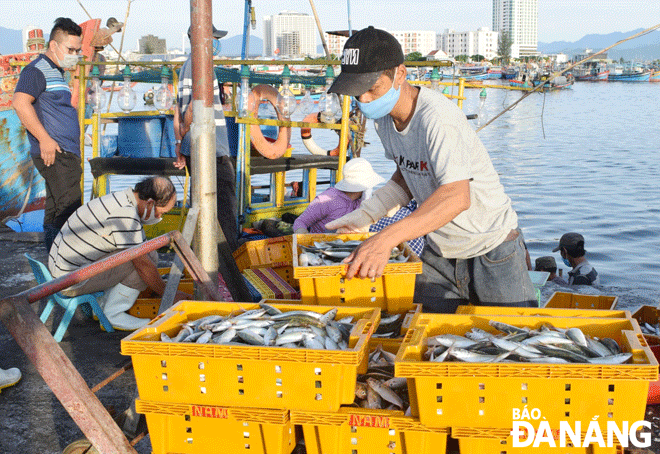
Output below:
[1,0,658,51]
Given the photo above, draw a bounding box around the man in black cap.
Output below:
[173,24,238,251]
[552,232,599,286]
[326,26,536,313]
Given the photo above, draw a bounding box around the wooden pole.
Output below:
[308,0,331,58]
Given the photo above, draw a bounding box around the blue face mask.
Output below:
[212,39,222,56]
[562,258,571,267]
[355,69,401,119]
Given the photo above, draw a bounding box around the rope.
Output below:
[476,22,660,133]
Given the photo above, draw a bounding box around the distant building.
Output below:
[263,11,317,58]
[426,49,453,62]
[324,32,348,59]
[573,49,608,63]
[23,26,45,53]
[437,27,499,61]
[389,30,436,57]
[139,35,166,55]
[492,0,538,58]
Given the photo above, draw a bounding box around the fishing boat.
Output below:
[650,70,660,83]
[574,62,609,82]
[502,66,519,80]
[509,71,574,91]
[608,64,651,82]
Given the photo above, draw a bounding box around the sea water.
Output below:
[310,81,660,308]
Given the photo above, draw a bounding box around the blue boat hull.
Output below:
[608,72,651,82]
[0,109,45,225]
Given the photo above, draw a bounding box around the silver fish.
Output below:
[237,329,265,345]
[489,320,528,335]
[196,330,214,344]
[565,328,588,348]
[367,378,404,409]
[587,353,632,365]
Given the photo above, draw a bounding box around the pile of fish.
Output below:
[372,312,406,338]
[298,239,409,266]
[424,320,632,365]
[640,321,660,337]
[351,344,411,415]
[158,303,355,350]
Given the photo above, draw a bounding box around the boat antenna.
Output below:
[104,0,134,119]
[309,0,331,58]
[347,0,352,37]
[476,22,660,133]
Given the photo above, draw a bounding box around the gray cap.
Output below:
[187,25,228,39]
[535,256,557,271]
[552,232,585,252]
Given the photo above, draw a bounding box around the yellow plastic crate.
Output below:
[292,339,446,454]
[128,298,160,319]
[233,236,296,287]
[544,292,618,310]
[292,233,422,314]
[136,400,295,454]
[394,314,657,430]
[452,427,622,454]
[456,305,630,318]
[139,279,194,299]
[292,408,447,454]
[122,301,380,411]
[632,305,660,343]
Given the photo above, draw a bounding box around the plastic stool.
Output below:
[24,253,114,341]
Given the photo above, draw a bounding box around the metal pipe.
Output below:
[17,232,172,304]
[190,0,220,287]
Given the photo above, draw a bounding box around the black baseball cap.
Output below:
[187,25,228,40]
[552,232,585,252]
[328,26,404,96]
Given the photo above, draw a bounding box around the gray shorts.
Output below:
[413,230,537,313]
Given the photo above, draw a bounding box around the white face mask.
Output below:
[55,42,81,68]
[140,202,162,225]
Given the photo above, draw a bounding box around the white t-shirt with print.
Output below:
[375,86,518,259]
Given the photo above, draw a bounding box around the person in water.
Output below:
[534,256,568,285]
[552,232,599,285]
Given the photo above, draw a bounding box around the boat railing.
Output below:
[75,59,472,229]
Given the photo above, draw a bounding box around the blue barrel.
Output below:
[117,115,175,158]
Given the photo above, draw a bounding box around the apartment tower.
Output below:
[263,11,317,58]
[492,0,538,58]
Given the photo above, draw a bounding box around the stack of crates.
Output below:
[394,312,658,454]
[122,300,381,454]
[233,236,296,288]
[291,339,449,454]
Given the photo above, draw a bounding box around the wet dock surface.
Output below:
[0,227,152,453]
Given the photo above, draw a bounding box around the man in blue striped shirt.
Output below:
[13,18,84,252]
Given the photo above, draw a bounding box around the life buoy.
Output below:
[247,84,291,159]
[300,112,348,157]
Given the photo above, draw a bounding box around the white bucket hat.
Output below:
[334,158,385,192]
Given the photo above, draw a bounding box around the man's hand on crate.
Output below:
[343,234,395,279]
